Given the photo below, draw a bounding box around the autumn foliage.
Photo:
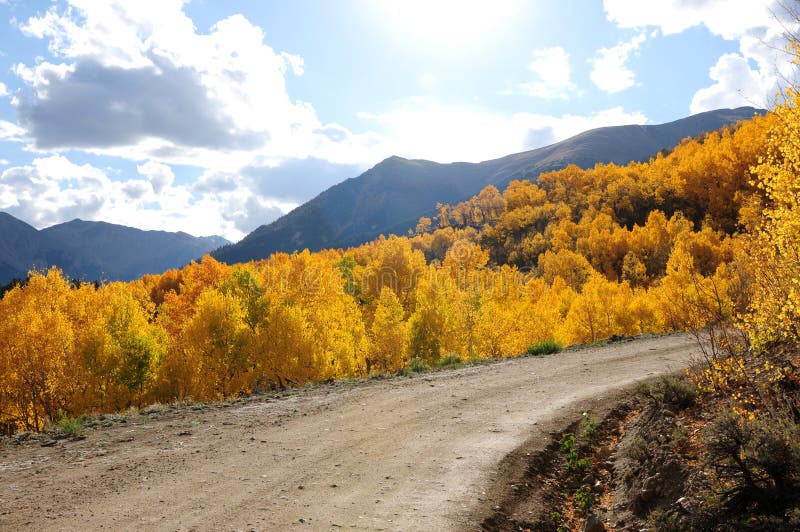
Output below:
[0,95,793,434]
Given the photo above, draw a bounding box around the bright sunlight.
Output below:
[378,0,518,44]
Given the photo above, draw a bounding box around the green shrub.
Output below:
[409,357,429,373]
[55,414,87,438]
[582,411,598,446]
[671,424,689,450]
[551,511,569,532]
[574,484,595,514]
[527,339,563,356]
[644,375,698,410]
[560,432,593,473]
[625,435,651,464]
[435,354,463,368]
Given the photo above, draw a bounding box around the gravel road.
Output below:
[0,333,698,531]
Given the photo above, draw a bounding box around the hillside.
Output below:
[0,214,229,284]
[213,106,761,264]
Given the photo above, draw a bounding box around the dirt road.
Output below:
[0,334,698,531]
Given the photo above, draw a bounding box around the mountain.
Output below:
[0,215,230,285]
[0,213,40,284]
[213,107,763,264]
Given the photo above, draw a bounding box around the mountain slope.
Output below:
[213,107,762,264]
[0,215,230,284]
[0,213,41,284]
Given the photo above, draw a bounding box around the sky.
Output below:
[0,0,797,242]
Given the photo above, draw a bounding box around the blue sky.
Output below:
[0,0,796,241]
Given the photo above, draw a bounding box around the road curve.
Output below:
[0,333,698,531]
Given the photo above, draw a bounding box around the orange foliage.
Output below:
[0,108,783,433]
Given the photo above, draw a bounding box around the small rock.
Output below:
[642,473,660,492]
[40,439,57,447]
[14,431,31,443]
[675,496,692,514]
[583,513,605,532]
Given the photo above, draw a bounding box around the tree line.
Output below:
[0,91,795,434]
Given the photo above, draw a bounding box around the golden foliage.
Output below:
[1,97,790,433]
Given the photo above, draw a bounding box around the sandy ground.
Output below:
[0,333,699,531]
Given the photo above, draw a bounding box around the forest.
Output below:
[0,65,798,437]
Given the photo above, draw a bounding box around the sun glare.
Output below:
[379,0,518,45]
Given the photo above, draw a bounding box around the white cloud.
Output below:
[11,0,369,172]
[603,0,800,112]
[520,47,578,99]
[357,99,647,162]
[690,53,775,113]
[603,0,783,39]
[0,120,25,142]
[136,160,174,195]
[590,33,647,93]
[514,106,648,150]
[0,154,295,241]
[0,82,7,97]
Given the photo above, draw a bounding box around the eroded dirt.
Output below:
[0,334,698,531]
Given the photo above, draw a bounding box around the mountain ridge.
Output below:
[0,215,229,284]
[213,106,763,264]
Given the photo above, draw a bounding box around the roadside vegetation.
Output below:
[485,37,800,526]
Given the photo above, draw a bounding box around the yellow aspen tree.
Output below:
[745,78,800,345]
[79,282,166,410]
[182,288,249,400]
[408,274,452,364]
[0,269,75,431]
[369,288,408,373]
[538,248,595,291]
[251,301,315,388]
[560,274,629,344]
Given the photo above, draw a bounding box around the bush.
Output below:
[704,410,800,516]
[435,354,463,368]
[573,484,595,514]
[643,375,697,410]
[624,435,651,464]
[582,411,598,446]
[408,357,429,373]
[560,432,593,474]
[527,339,563,356]
[55,414,87,438]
